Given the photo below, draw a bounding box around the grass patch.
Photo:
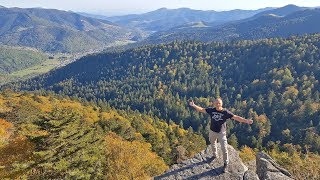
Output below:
[0,59,58,85]
[9,59,60,77]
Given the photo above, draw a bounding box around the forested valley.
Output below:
[9,34,320,153]
[1,2,320,179]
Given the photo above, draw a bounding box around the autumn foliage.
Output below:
[105,132,168,179]
[0,91,205,178]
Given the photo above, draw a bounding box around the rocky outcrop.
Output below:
[155,144,250,180]
[256,152,293,180]
[155,145,293,180]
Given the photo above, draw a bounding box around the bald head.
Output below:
[214,98,223,111]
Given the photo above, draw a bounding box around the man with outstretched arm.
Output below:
[189,97,253,172]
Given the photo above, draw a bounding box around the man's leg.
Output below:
[209,130,218,158]
[218,132,229,164]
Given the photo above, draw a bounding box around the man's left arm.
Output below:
[232,115,253,124]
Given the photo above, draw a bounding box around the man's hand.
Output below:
[247,119,253,124]
[189,100,206,113]
[189,100,195,107]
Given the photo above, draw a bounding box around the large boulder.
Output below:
[256,152,293,180]
[155,144,254,180]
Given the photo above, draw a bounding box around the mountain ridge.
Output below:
[144,8,320,43]
[0,7,143,53]
[104,7,273,33]
[252,4,307,18]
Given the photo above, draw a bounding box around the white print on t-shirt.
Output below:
[211,112,224,121]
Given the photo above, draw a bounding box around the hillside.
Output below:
[0,7,143,53]
[145,8,320,43]
[0,45,52,85]
[0,45,77,86]
[0,45,47,74]
[0,91,205,178]
[105,7,272,33]
[7,34,320,159]
[3,92,317,179]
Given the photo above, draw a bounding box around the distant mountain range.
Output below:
[144,5,320,43]
[0,7,144,53]
[0,4,319,53]
[102,7,273,33]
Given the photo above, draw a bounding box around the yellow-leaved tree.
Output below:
[0,118,35,178]
[0,118,13,146]
[239,145,256,162]
[105,132,168,180]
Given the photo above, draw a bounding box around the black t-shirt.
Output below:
[205,107,234,133]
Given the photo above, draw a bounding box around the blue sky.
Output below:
[0,0,319,15]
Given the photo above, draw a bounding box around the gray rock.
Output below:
[155,145,294,180]
[243,170,259,180]
[155,144,250,180]
[256,152,293,180]
[244,160,256,172]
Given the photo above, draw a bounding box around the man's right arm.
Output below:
[189,100,206,113]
